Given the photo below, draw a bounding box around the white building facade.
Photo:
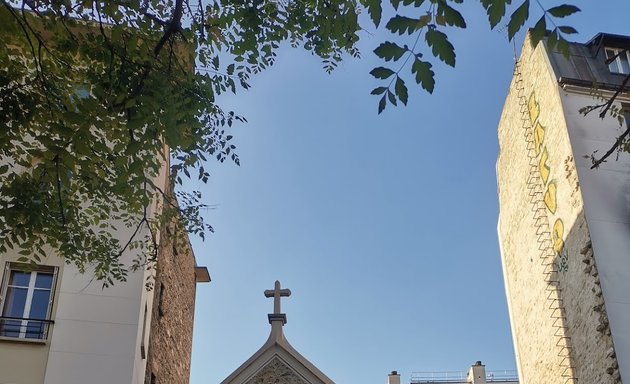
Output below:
[0,149,209,384]
[0,152,169,384]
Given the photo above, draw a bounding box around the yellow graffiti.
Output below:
[528,92,568,272]
[539,147,550,184]
[552,219,565,253]
[534,122,545,156]
[528,93,540,124]
[544,181,558,214]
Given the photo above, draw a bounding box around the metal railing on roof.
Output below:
[410,370,518,383]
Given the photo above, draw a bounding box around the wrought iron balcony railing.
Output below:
[0,316,54,340]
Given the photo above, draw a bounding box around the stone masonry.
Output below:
[245,357,308,384]
[497,33,619,384]
[144,218,198,384]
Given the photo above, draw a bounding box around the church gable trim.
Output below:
[221,340,333,384]
[244,354,308,384]
[220,281,334,384]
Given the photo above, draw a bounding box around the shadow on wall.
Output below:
[548,209,620,383]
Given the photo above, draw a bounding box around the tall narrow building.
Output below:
[0,8,210,384]
[497,32,630,383]
[0,164,210,384]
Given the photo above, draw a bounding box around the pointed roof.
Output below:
[220,281,334,384]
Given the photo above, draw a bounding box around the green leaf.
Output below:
[378,94,387,114]
[507,0,529,41]
[480,0,511,29]
[370,67,395,79]
[411,58,435,93]
[387,90,397,106]
[437,1,467,28]
[371,86,388,95]
[547,4,580,18]
[374,42,407,62]
[386,15,423,35]
[530,15,546,46]
[425,29,456,67]
[558,25,578,34]
[417,14,432,29]
[395,76,408,105]
[402,0,425,5]
[361,0,383,27]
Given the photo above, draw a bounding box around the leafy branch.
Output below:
[580,73,630,169]
[0,0,588,285]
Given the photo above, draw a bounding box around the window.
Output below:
[141,303,148,359]
[0,264,57,340]
[158,283,165,317]
[605,47,630,74]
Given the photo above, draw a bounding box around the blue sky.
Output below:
[186,2,629,383]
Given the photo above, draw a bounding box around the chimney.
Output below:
[387,371,401,384]
[466,361,486,384]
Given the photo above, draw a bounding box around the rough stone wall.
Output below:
[144,220,198,384]
[497,33,617,384]
[245,357,308,384]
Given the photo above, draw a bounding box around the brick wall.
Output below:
[497,33,618,384]
[144,220,198,384]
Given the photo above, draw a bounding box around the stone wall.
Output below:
[496,33,618,384]
[144,219,198,384]
[245,357,307,384]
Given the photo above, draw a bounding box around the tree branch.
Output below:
[581,73,630,119]
[114,179,150,259]
[599,73,630,119]
[590,123,630,169]
[143,11,167,27]
[54,155,67,226]
[153,0,184,57]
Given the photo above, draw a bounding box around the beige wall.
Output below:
[0,145,171,384]
[42,256,150,384]
[42,153,170,384]
[497,33,620,384]
[0,251,64,384]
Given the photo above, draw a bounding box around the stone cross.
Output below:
[264,280,291,315]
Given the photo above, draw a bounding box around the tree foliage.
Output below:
[369,0,580,113]
[0,0,580,284]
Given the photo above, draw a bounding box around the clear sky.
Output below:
[186,2,629,383]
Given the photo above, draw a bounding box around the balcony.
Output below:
[0,316,54,341]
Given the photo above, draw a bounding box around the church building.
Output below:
[221,281,334,384]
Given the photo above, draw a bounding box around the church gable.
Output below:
[246,356,307,384]
[221,281,335,384]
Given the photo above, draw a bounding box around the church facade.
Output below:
[496,31,630,383]
[221,281,334,384]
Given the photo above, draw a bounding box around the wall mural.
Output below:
[528,93,569,273]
